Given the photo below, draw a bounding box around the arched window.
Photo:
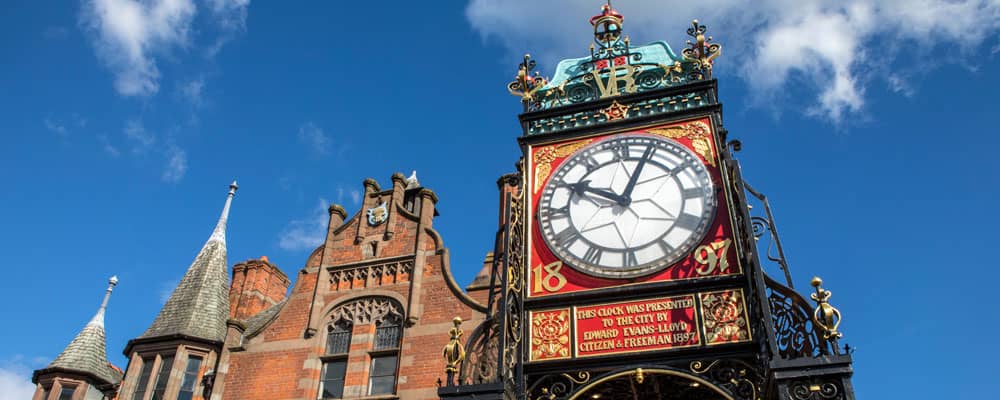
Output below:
[317,297,404,398]
[319,319,352,399]
[369,311,402,395]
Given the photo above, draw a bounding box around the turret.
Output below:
[32,276,122,400]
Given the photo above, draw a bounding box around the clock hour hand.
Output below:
[622,145,655,202]
[569,180,627,204]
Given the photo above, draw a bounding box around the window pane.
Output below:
[322,361,347,380]
[320,360,346,399]
[150,356,173,400]
[368,355,397,395]
[374,324,401,350]
[326,324,352,355]
[369,376,395,395]
[57,387,75,400]
[178,355,203,400]
[132,357,155,400]
[371,355,397,376]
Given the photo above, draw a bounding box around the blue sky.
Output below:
[1,1,998,398]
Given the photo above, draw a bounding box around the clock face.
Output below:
[537,134,716,278]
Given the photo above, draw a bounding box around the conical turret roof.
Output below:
[41,276,122,385]
[138,181,237,343]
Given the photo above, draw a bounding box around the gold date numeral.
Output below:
[693,239,733,276]
[533,261,568,293]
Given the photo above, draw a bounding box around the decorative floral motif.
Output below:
[600,100,630,121]
[530,309,571,360]
[646,120,717,167]
[532,139,592,193]
[700,289,750,345]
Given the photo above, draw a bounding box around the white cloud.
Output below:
[0,356,43,400]
[349,189,361,205]
[80,0,252,96]
[99,134,122,157]
[44,117,68,137]
[124,118,156,153]
[180,77,205,107]
[466,0,1000,123]
[208,0,250,33]
[298,122,332,156]
[278,198,330,251]
[162,143,188,183]
[80,0,197,97]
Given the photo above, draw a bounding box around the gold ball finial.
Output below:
[453,316,463,326]
[811,276,823,287]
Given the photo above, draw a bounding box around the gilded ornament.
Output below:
[533,139,592,193]
[810,277,843,341]
[700,289,750,344]
[600,100,631,121]
[443,317,466,374]
[508,54,549,102]
[647,120,717,167]
[530,309,571,360]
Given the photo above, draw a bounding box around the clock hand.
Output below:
[570,181,627,204]
[622,145,655,203]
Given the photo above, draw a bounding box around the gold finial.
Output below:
[810,276,843,341]
[507,54,548,102]
[682,19,722,77]
[442,317,466,385]
[634,368,645,384]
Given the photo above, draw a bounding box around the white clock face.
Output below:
[537,134,716,278]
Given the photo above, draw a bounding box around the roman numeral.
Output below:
[549,204,570,219]
[583,247,603,264]
[675,213,701,231]
[583,156,601,171]
[682,187,704,199]
[553,228,581,247]
[623,251,638,268]
[611,144,629,160]
[657,241,675,256]
[669,163,688,176]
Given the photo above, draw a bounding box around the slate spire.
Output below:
[42,276,122,385]
[139,181,238,343]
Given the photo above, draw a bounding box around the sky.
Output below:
[1,0,998,398]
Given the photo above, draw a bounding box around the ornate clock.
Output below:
[536,134,716,278]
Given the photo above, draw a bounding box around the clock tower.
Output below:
[440,3,857,400]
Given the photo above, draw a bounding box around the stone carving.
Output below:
[329,297,404,326]
[329,258,414,290]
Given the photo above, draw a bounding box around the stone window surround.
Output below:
[123,345,212,400]
[35,376,86,400]
[316,296,405,400]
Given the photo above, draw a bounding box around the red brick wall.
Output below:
[219,175,486,400]
[229,257,291,321]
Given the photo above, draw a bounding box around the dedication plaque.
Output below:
[574,295,700,358]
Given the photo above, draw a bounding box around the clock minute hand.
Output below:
[622,145,655,202]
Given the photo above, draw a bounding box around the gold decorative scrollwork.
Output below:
[533,139,593,193]
[647,120,717,167]
[561,371,591,385]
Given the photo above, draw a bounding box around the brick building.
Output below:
[33,173,498,400]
